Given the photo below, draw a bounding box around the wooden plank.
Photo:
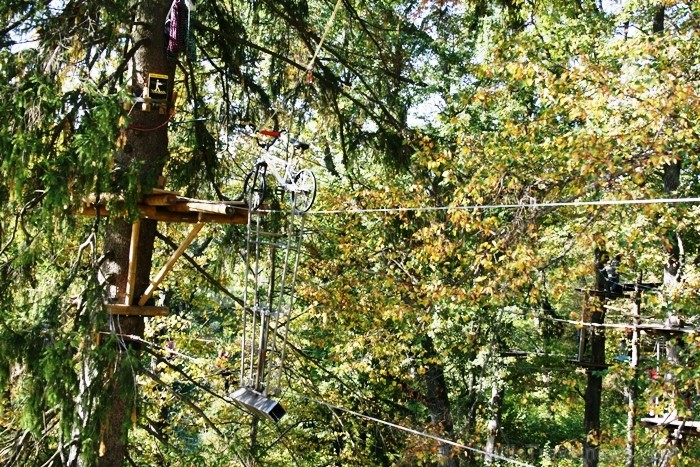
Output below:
[142,209,249,224]
[124,219,140,305]
[80,203,251,224]
[79,204,158,218]
[641,416,700,436]
[105,304,170,316]
[80,205,108,217]
[167,200,237,215]
[143,193,178,206]
[138,222,205,306]
[173,197,247,208]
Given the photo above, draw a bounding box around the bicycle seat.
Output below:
[290,138,310,151]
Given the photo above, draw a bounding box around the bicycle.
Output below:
[243,130,317,213]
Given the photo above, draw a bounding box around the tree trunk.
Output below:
[484,382,504,465]
[98,1,175,465]
[582,248,607,467]
[420,336,458,467]
[625,273,643,467]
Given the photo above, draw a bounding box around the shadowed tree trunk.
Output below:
[582,248,607,467]
[97,1,175,465]
[420,335,458,467]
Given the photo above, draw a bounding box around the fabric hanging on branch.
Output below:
[165,0,191,61]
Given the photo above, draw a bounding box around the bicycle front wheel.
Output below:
[243,166,266,210]
[292,169,316,213]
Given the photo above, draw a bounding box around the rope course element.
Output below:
[305,0,343,80]
[542,316,699,334]
[298,393,536,467]
[304,196,700,216]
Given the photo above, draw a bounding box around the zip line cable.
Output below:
[299,196,700,216]
[296,393,536,467]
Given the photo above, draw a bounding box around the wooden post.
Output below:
[124,220,141,305]
[138,222,204,306]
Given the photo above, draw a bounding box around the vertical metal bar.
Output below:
[273,211,306,394]
[240,207,253,386]
[249,214,262,385]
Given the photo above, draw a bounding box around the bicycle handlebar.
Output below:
[256,129,309,152]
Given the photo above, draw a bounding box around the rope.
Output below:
[297,393,536,467]
[305,0,344,78]
[304,196,700,215]
[254,0,344,131]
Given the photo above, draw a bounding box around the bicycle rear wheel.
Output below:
[243,165,267,210]
[292,169,316,213]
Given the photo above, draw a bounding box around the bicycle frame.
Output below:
[255,152,299,191]
[255,139,303,192]
[244,129,316,213]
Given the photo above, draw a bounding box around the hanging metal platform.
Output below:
[230,387,286,423]
[234,200,309,422]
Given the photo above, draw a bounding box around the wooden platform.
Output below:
[81,189,251,225]
[635,323,698,336]
[81,188,259,315]
[641,413,700,437]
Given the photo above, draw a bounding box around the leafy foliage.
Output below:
[3,0,700,466]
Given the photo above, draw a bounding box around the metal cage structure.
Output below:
[232,199,307,423]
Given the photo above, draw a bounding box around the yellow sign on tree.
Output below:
[147,73,169,101]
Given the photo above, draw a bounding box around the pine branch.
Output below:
[140,367,226,440]
[140,345,231,404]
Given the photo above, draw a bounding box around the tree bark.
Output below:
[484,382,504,465]
[625,273,642,467]
[582,248,607,467]
[98,1,175,465]
[420,336,458,467]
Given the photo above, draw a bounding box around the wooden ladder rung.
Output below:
[105,304,170,317]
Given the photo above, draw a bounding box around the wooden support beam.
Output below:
[138,222,205,306]
[80,205,108,217]
[167,200,238,215]
[105,304,170,317]
[143,193,178,206]
[81,204,250,224]
[125,219,141,305]
[143,209,249,224]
